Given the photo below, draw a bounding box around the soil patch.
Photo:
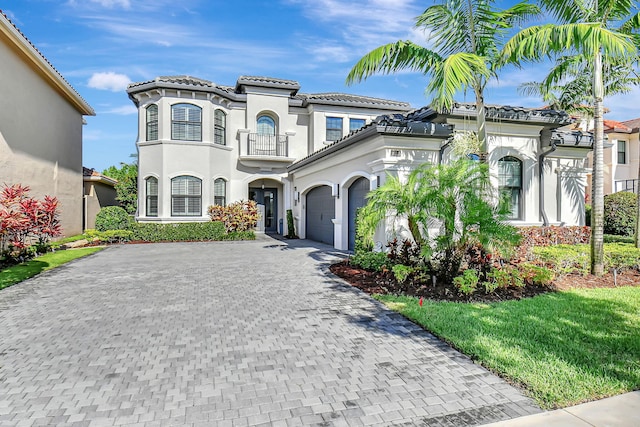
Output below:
[330,260,640,303]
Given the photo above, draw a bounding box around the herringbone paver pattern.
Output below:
[0,237,541,426]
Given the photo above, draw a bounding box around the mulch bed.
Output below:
[329,260,640,303]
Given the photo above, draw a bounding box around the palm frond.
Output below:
[427,53,490,112]
[345,41,441,84]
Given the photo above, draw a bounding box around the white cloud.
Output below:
[88,72,132,91]
[103,105,137,115]
[90,0,131,8]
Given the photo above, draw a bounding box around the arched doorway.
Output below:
[348,177,370,250]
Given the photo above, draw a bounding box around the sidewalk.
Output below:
[481,391,640,426]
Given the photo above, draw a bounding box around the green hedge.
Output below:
[130,222,226,242]
[95,206,132,231]
[604,192,637,236]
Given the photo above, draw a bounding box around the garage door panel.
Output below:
[306,186,335,245]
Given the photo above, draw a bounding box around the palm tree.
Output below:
[346,0,539,158]
[358,159,520,281]
[502,0,640,275]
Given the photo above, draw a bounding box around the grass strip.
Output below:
[0,247,104,290]
[375,288,640,409]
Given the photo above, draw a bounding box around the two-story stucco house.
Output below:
[128,75,593,251]
[602,118,640,194]
[127,75,412,233]
[0,11,95,236]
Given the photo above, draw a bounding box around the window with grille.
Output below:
[214,178,226,206]
[146,105,158,141]
[171,176,201,216]
[171,104,202,141]
[214,110,226,145]
[498,156,522,220]
[257,115,276,135]
[617,140,627,164]
[349,118,366,132]
[145,177,158,217]
[326,117,343,141]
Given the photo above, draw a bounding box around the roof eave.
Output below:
[0,13,94,116]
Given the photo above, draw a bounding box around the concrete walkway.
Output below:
[0,237,542,426]
[481,391,640,427]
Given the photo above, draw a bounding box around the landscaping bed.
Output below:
[331,259,640,302]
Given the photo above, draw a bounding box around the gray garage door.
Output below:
[306,186,335,245]
[348,177,370,251]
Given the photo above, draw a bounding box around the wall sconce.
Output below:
[331,183,339,198]
[294,191,300,201]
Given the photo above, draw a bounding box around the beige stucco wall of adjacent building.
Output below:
[0,41,85,236]
[0,14,93,238]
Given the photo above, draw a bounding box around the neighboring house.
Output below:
[82,167,118,230]
[288,105,592,249]
[0,11,95,236]
[127,75,412,232]
[602,119,640,194]
[129,75,592,251]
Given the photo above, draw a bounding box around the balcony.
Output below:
[238,133,295,170]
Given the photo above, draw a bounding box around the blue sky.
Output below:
[4,0,640,172]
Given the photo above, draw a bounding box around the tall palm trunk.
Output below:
[591,47,605,275]
[474,84,488,160]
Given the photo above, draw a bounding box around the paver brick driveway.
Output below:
[0,237,541,426]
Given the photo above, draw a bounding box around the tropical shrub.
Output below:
[358,159,521,282]
[533,244,590,275]
[84,229,134,243]
[515,226,591,261]
[604,243,640,271]
[0,184,61,262]
[603,192,637,237]
[392,264,415,284]
[208,200,259,233]
[520,263,555,286]
[350,251,388,272]
[95,206,132,231]
[453,269,479,295]
[485,265,524,290]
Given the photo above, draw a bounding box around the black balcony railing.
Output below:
[615,179,639,194]
[247,134,288,157]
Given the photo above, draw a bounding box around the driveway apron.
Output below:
[0,237,541,426]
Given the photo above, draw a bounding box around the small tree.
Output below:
[103,162,138,214]
[604,192,637,237]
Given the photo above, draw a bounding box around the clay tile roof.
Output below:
[234,75,301,94]
[604,119,632,133]
[127,75,215,89]
[299,92,411,110]
[0,10,94,115]
[621,117,640,131]
[83,167,117,185]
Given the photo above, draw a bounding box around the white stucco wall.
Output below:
[132,84,407,229]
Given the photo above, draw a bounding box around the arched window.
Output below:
[214,110,226,145]
[214,178,226,206]
[146,105,158,141]
[145,177,158,217]
[171,103,201,141]
[498,156,523,220]
[257,115,276,135]
[171,176,201,216]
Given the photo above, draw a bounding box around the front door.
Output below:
[249,188,277,233]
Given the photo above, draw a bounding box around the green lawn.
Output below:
[0,247,103,290]
[376,288,640,409]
